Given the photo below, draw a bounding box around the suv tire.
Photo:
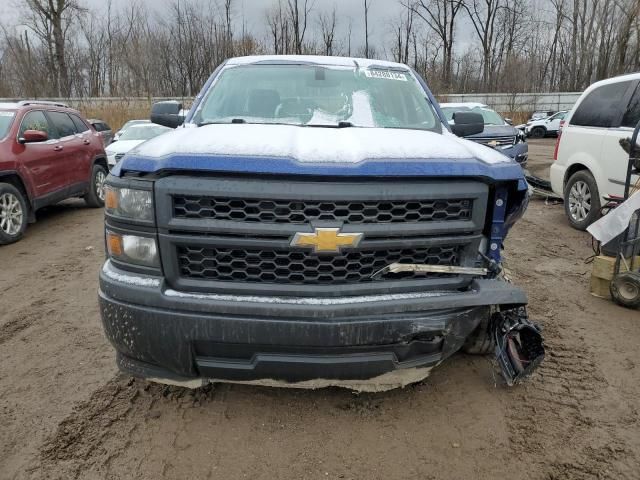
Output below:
[0,182,29,245]
[530,126,546,138]
[462,314,495,355]
[84,164,107,208]
[564,170,601,230]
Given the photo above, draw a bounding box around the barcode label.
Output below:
[365,70,408,81]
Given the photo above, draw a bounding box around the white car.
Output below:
[106,124,171,169]
[550,73,640,229]
[525,111,567,138]
[113,119,150,141]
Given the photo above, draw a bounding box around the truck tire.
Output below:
[84,164,107,208]
[530,127,546,138]
[564,170,601,230]
[462,313,495,355]
[0,182,29,245]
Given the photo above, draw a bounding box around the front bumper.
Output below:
[99,261,527,387]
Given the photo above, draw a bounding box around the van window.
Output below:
[622,84,640,129]
[571,81,633,128]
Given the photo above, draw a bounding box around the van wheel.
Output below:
[0,182,29,245]
[530,127,545,138]
[85,164,107,208]
[564,170,601,230]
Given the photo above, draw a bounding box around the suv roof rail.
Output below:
[18,100,69,108]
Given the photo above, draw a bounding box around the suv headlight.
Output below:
[106,231,159,268]
[105,186,154,221]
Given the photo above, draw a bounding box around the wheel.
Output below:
[530,127,546,138]
[462,313,495,355]
[0,182,29,245]
[564,170,601,230]
[84,164,107,208]
[610,272,640,309]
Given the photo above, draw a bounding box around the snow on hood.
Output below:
[129,124,511,165]
[105,139,146,154]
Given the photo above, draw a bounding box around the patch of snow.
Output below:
[345,90,375,127]
[163,288,452,305]
[226,55,409,70]
[133,123,511,165]
[102,263,161,287]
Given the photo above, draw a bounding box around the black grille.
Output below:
[173,196,473,224]
[177,245,461,284]
[474,136,516,148]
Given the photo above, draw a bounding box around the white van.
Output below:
[550,73,640,230]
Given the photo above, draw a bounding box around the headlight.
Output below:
[105,186,154,221]
[106,231,159,267]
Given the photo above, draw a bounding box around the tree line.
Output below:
[1,0,639,99]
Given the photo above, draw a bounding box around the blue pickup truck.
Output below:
[99,55,543,391]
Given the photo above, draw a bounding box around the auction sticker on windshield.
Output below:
[365,70,408,81]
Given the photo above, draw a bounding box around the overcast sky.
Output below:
[0,0,455,56]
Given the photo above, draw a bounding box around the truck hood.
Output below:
[105,139,146,155]
[114,123,525,183]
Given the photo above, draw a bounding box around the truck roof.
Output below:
[226,55,409,70]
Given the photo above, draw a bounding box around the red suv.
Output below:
[0,101,108,244]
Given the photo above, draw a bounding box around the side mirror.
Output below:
[451,112,484,137]
[151,101,185,128]
[19,130,48,144]
[504,118,513,125]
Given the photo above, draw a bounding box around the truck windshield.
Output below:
[193,64,440,132]
[0,111,15,139]
[441,106,505,126]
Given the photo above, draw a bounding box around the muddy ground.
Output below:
[1,138,639,480]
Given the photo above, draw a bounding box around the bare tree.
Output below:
[287,0,314,54]
[318,5,337,55]
[23,0,85,96]
[410,0,463,88]
[364,0,372,58]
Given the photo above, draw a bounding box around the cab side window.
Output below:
[47,111,78,138]
[571,81,633,128]
[622,84,640,129]
[19,111,56,139]
[71,115,90,133]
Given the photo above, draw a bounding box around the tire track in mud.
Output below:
[32,377,216,479]
[504,208,638,479]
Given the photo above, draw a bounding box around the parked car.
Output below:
[88,118,114,146]
[106,123,170,169]
[113,119,150,141]
[525,111,568,138]
[550,73,640,229]
[98,55,541,391]
[529,110,555,122]
[0,100,108,244]
[440,102,528,166]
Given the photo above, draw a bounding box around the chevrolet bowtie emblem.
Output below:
[487,140,499,147]
[290,228,363,253]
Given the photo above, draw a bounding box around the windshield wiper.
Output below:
[306,121,355,129]
[198,118,246,127]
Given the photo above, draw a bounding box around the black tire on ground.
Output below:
[530,127,546,138]
[462,313,495,355]
[610,272,640,309]
[564,170,601,231]
[84,164,107,208]
[0,182,29,245]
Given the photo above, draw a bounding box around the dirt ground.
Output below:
[1,138,639,480]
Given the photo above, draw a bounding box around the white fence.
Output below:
[0,92,583,113]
